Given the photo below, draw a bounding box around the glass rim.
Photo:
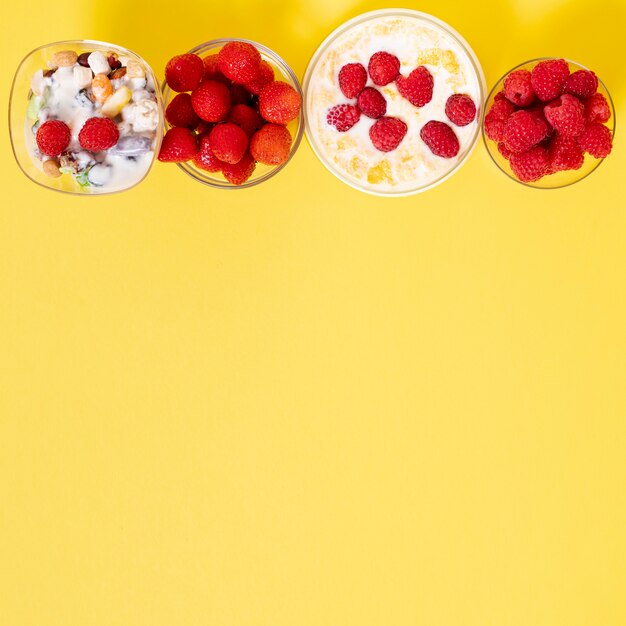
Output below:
[302,8,487,197]
[161,37,305,190]
[8,39,165,197]
[482,57,617,190]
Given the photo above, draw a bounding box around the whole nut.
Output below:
[109,67,127,80]
[42,159,62,178]
[125,60,145,79]
[107,53,122,70]
[77,52,91,67]
[52,50,78,67]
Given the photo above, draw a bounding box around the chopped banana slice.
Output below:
[101,86,133,117]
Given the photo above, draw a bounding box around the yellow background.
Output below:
[1,0,625,624]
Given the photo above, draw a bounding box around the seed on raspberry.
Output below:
[326,104,361,132]
[368,51,400,86]
[338,63,367,99]
[420,120,460,159]
[357,87,387,119]
[369,117,407,152]
[577,122,612,158]
[445,94,477,127]
[504,69,535,106]
[509,145,549,182]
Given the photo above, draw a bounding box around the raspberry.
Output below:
[227,104,263,137]
[369,117,407,152]
[191,80,231,122]
[230,83,253,105]
[36,120,71,156]
[165,53,204,92]
[530,58,570,102]
[357,87,387,119]
[222,152,256,185]
[326,104,361,132]
[543,93,585,137]
[420,120,460,158]
[157,127,198,162]
[503,69,535,106]
[498,142,512,160]
[192,132,225,172]
[250,124,292,165]
[165,92,199,129]
[396,66,434,107]
[563,70,598,99]
[368,52,400,86]
[338,63,367,99]
[445,94,477,127]
[202,54,228,83]
[218,41,261,85]
[259,81,301,125]
[78,117,119,152]
[548,135,584,172]
[509,145,549,182]
[484,96,515,142]
[578,122,612,158]
[244,60,274,95]
[503,110,549,153]
[584,93,611,124]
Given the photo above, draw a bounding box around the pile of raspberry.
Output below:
[158,42,301,185]
[484,59,613,183]
[326,51,477,158]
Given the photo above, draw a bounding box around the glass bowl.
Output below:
[161,38,304,189]
[482,58,616,189]
[303,8,486,197]
[9,40,164,196]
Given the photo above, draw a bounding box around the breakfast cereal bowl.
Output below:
[482,58,616,189]
[161,38,304,189]
[9,40,164,195]
[303,8,486,197]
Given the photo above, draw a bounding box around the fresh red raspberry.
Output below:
[563,70,598,99]
[227,104,263,137]
[357,87,387,119]
[503,109,549,153]
[157,127,198,162]
[193,132,225,172]
[36,120,71,156]
[165,53,204,92]
[420,120,460,158]
[584,93,611,124]
[543,93,585,137]
[78,117,119,152]
[530,58,570,102]
[222,152,256,185]
[230,83,252,105]
[338,63,367,99]
[244,60,274,95]
[498,142,512,160]
[250,123,292,165]
[326,104,361,132]
[509,145,549,182]
[503,69,535,106]
[259,81,302,125]
[484,96,515,142]
[368,52,400,86]
[369,116,407,152]
[208,123,248,164]
[165,92,200,128]
[218,41,261,85]
[445,94,477,127]
[548,135,584,172]
[191,80,232,122]
[396,66,434,107]
[202,54,229,83]
[577,122,612,158]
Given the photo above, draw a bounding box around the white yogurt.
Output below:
[305,11,485,194]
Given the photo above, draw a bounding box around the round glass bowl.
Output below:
[482,58,616,189]
[9,40,164,195]
[303,9,486,197]
[162,39,304,190]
